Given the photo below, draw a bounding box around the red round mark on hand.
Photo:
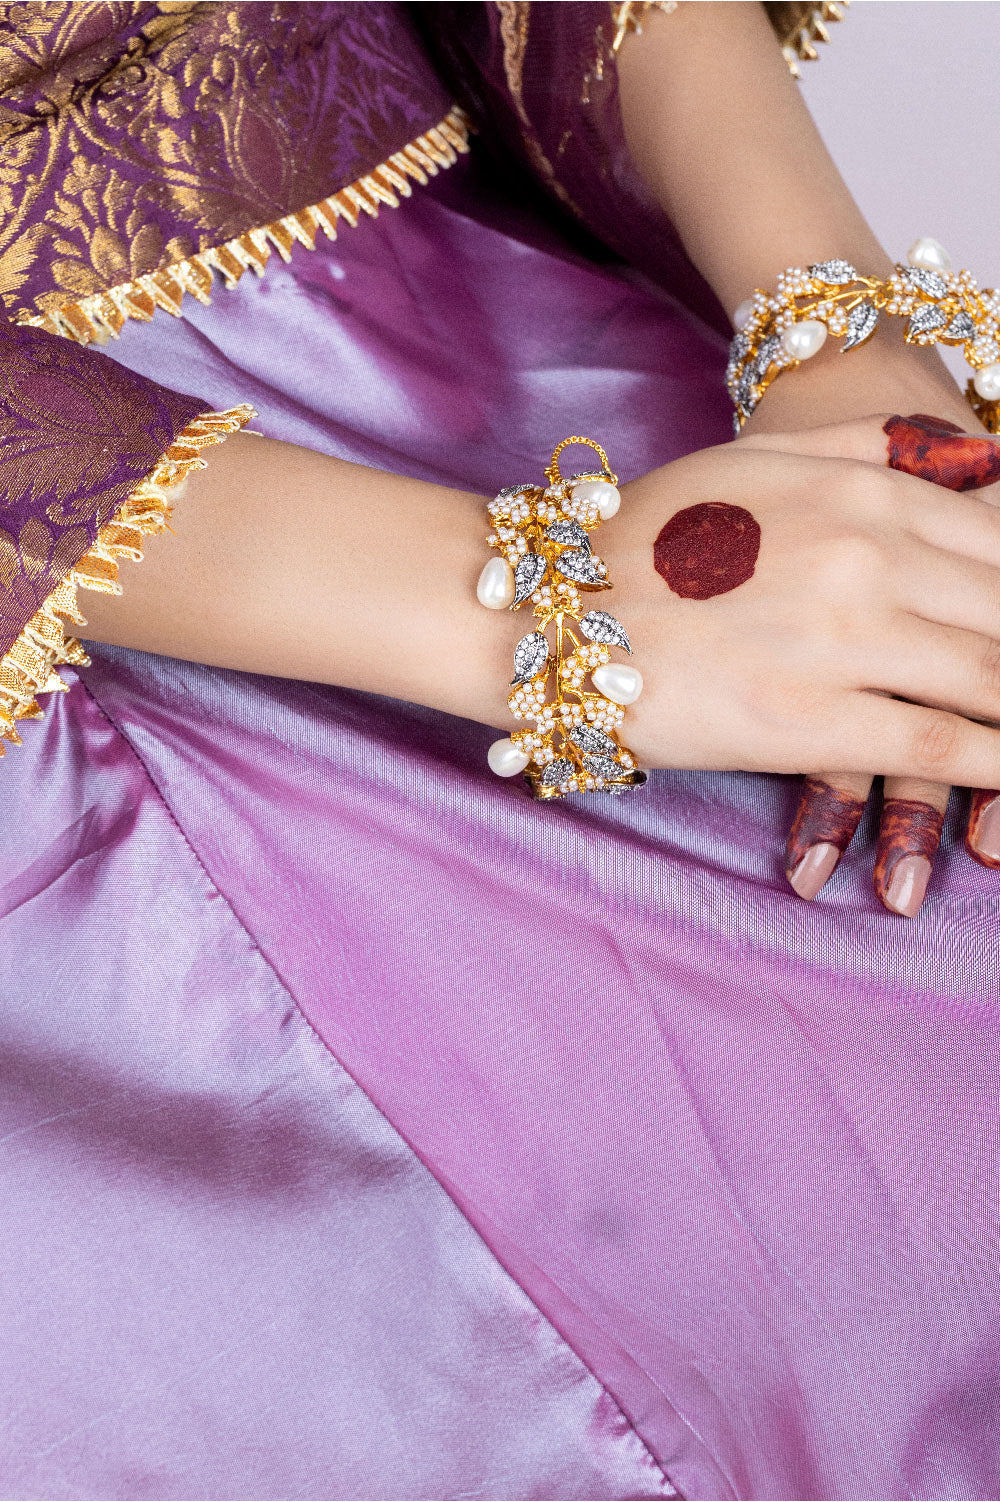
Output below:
[884,412,1000,491]
[654,502,761,599]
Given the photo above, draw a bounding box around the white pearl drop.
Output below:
[591,663,643,706]
[487,738,530,777]
[780,320,828,361]
[907,236,951,273]
[732,298,755,332]
[973,363,1000,402]
[477,556,515,609]
[572,477,621,520]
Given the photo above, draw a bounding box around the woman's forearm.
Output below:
[616,1,963,421]
[79,432,514,727]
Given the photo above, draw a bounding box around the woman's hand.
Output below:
[611,420,1000,800]
[744,344,1000,913]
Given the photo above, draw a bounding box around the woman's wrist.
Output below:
[742,331,970,435]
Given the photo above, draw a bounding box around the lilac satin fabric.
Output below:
[5,150,1000,1502]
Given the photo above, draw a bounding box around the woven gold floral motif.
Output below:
[0,2,454,319]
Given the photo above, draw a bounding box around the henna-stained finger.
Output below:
[966,788,1000,868]
[785,774,869,900]
[885,413,1000,492]
[873,789,948,918]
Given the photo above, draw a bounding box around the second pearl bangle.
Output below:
[475,437,646,800]
[727,238,1000,433]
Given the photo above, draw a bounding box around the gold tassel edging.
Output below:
[14,109,471,347]
[610,2,848,76]
[0,403,255,753]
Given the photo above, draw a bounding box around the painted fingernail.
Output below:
[788,842,841,900]
[874,797,944,917]
[785,778,866,901]
[884,413,1000,491]
[967,790,1000,866]
[884,855,932,918]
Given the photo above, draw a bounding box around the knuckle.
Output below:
[912,712,961,774]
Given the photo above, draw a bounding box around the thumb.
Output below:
[739,412,1000,494]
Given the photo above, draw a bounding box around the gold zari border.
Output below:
[15,108,471,347]
[0,404,255,755]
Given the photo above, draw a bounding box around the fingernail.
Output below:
[885,855,932,917]
[970,794,1000,864]
[788,842,841,900]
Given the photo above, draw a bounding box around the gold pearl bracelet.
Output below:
[727,238,1000,434]
[475,437,646,800]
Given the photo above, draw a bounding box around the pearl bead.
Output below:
[487,738,530,777]
[973,363,1000,402]
[591,663,643,706]
[907,236,951,273]
[571,477,621,520]
[477,556,515,609]
[780,320,827,360]
[732,298,755,332]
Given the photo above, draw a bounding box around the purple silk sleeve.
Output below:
[411,1,730,332]
[0,321,206,660]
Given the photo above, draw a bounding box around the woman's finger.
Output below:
[892,534,1000,639]
[740,410,1000,492]
[866,616,1000,728]
[873,777,950,917]
[967,788,1000,868]
[785,772,870,899]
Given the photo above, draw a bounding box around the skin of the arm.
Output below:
[80,433,517,730]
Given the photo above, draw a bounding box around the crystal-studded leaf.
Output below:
[841,299,879,352]
[944,311,976,341]
[905,267,949,299]
[579,610,632,654]
[808,258,856,285]
[512,551,547,605]
[494,483,536,504]
[602,771,648,795]
[545,519,590,549]
[735,369,758,412]
[555,548,607,585]
[511,631,550,685]
[753,335,782,379]
[906,303,947,339]
[570,724,618,756]
[583,754,623,781]
[727,331,751,371]
[540,758,574,788]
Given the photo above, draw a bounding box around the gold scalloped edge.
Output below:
[611,3,848,75]
[0,403,255,753]
[13,108,471,347]
[773,1,849,78]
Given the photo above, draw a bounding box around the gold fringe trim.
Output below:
[611,2,848,76]
[0,404,255,753]
[14,108,472,347]
[767,1,849,78]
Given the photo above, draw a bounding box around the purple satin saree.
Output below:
[2,6,999,1501]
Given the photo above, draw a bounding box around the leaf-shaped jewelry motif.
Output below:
[579,610,632,654]
[540,758,574,788]
[726,332,751,377]
[753,335,782,380]
[555,548,608,585]
[583,754,624,781]
[808,259,857,285]
[570,724,619,756]
[944,311,976,341]
[842,299,879,351]
[512,551,547,605]
[906,303,947,339]
[905,267,949,300]
[511,631,550,685]
[495,483,536,504]
[601,773,647,795]
[545,519,590,549]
